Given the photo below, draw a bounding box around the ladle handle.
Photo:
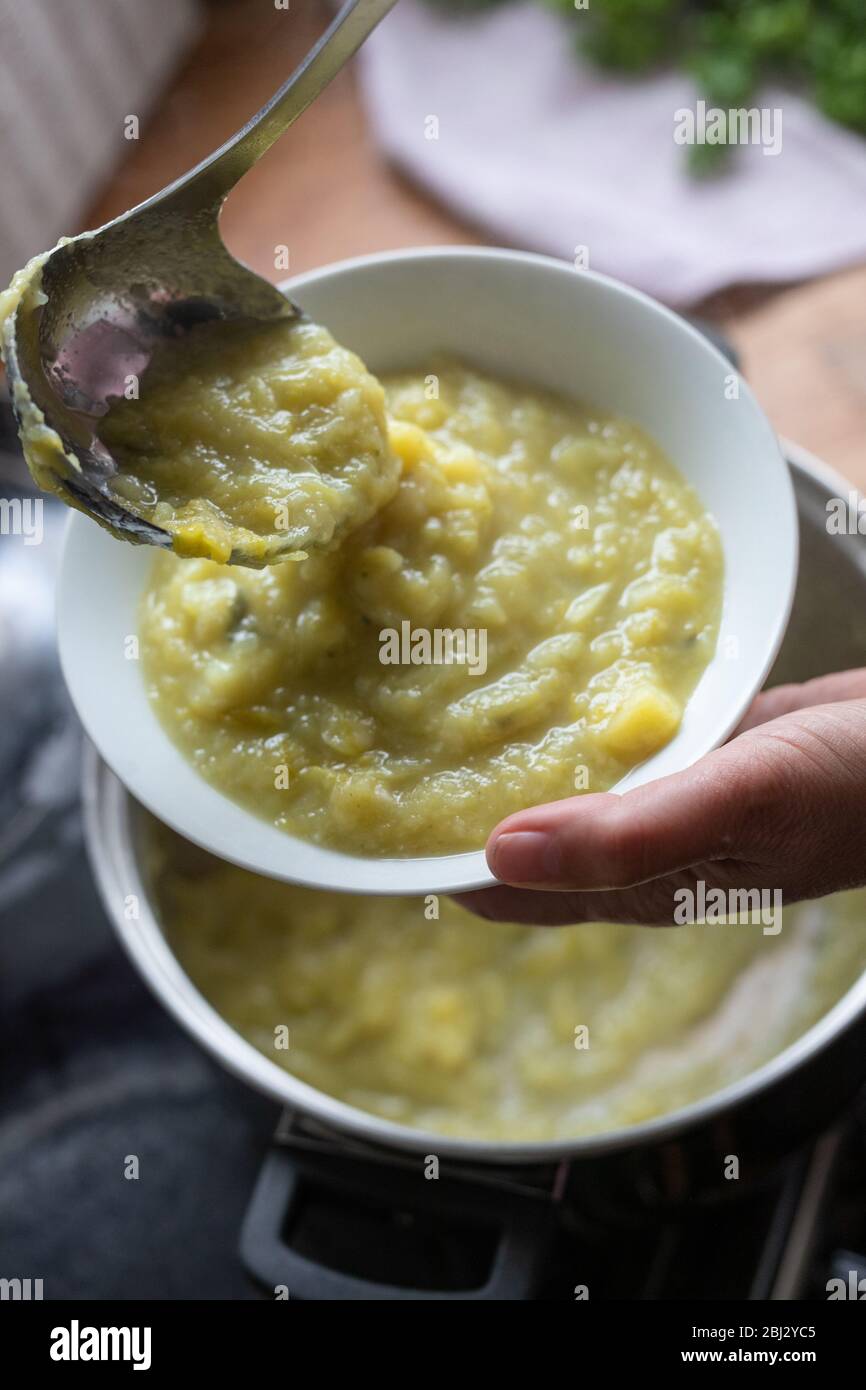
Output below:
[131,0,398,216]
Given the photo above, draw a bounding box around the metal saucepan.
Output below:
[82,444,866,1279]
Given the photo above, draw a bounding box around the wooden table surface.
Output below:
[85,0,866,490]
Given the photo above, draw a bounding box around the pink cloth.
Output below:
[359,2,866,305]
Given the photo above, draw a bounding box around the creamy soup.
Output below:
[140,362,723,856]
[147,816,866,1142]
[99,315,399,564]
[1,255,397,566]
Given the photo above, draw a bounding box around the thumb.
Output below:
[486,739,762,891]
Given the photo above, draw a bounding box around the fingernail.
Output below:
[489,831,560,884]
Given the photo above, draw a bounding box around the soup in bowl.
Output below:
[59,249,796,892]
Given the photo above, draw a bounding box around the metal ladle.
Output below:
[2,0,397,561]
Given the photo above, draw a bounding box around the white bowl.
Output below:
[57,247,797,895]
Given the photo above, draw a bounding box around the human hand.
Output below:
[456,670,866,927]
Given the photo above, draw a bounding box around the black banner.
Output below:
[1,1300,862,1372]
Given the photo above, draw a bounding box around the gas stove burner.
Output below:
[236,1110,866,1300]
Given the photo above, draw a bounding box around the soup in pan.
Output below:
[146,816,866,1142]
